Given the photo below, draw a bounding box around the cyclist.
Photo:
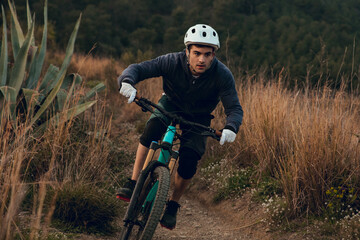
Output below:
[117,24,243,230]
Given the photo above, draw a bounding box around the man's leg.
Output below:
[116,143,148,201]
[131,143,149,181]
[160,147,200,229]
[170,172,191,202]
[117,117,167,201]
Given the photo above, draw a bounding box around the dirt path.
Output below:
[153,194,264,240]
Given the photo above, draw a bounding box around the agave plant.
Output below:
[0,0,105,133]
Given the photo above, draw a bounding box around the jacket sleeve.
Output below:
[117,54,173,88]
[219,71,243,133]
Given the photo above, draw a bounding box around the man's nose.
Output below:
[199,55,205,63]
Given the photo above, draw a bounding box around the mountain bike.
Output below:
[119,95,221,240]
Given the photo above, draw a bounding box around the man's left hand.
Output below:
[220,129,236,145]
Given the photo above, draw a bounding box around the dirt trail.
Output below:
[153,193,266,240]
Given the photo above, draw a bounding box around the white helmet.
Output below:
[184,24,220,50]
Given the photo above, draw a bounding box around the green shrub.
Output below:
[212,168,253,203]
[252,176,283,202]
[53,183,121,234]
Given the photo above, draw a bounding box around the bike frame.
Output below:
[141,125,177,208]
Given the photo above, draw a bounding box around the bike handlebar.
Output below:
[134,94,222,141]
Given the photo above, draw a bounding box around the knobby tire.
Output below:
[120,166,170,240]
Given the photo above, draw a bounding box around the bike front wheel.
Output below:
[120,165,170,240]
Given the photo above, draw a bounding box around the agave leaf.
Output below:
[55,14,81,84]
[41,13,81,112]
[0,6,8,86]
[26,0,35,46]
[9,19,34,95]
[61,73,79,90]
[30,70,66,126]
[79,82,105,103]
[26,0,33,31]
[8,0,25,58]
[55,89,68,111]
[36,100,97,134]
[39,64,59,94]
[68,74,82,93]
[74,74,82,85]
[26,0,48,89]
[0,86,17,120]
[62,74,77,102]
[26,4,31,28]
[19,88,40,117]
[30,14,82,127]
[26,45,38,75]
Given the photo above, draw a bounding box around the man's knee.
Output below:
[177,148,201,180]
[139,117,167,147]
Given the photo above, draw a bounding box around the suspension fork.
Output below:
[124,125,178,224]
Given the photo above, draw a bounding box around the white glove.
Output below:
[220,129,236,145]
[119,82,137,103]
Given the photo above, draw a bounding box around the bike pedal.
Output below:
[116,195,130,202]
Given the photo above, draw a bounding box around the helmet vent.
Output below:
[192,28,196,33]
[213,31,216,36]
[202,32,207,37]
[202,25,207,28]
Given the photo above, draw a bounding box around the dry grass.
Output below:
[48,51,124,82]
[231,73,360,217]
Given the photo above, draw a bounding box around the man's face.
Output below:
[187,45,215,76]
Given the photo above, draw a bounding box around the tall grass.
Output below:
[230,73,360,217]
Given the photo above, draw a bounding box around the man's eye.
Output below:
[205,53,211,57]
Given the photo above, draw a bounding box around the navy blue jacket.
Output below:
[118,50,243,133]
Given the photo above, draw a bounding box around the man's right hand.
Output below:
[119,82,137,103]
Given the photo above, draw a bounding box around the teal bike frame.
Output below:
[143,125,177,207]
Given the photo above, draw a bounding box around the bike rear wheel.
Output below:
[120,166,170,240]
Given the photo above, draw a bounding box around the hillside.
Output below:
[6,0,360,85]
